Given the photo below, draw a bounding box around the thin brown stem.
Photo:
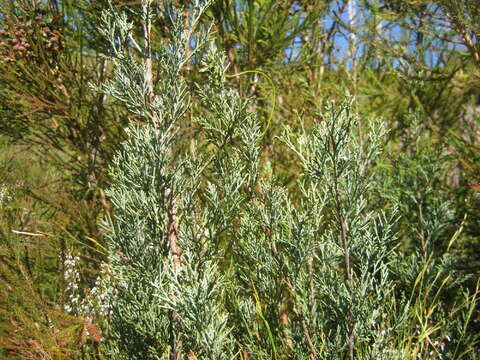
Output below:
[448,15,480,66]
[166,188,181,273]
[332,160,354,360]
[141,1,182,358]
[284,277,317,359]
[142,0,154,104]
[308,255,317,333]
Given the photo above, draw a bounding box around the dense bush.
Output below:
[92,1,478,358]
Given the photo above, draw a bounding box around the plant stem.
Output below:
[142,1,182,358]
[332,147,354,360]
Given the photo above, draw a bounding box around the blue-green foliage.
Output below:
[98,1,478,359]
[98,2,233,359]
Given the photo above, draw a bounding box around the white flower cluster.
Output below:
[63,253,81,314]
[0,184,13,205]
[371,328,403,359]
[63,253,112,317]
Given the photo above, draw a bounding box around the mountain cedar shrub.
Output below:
[95,0,479,359]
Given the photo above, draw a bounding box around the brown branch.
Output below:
[140,1,182,358]
[166,188,181,273]
[143,1,154,104]
[456,26,480,65]
[115,0,142,8]
[332,154,354,360]
[338,212,354,360]
[284,277,317,359]
[307,255,317,333]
